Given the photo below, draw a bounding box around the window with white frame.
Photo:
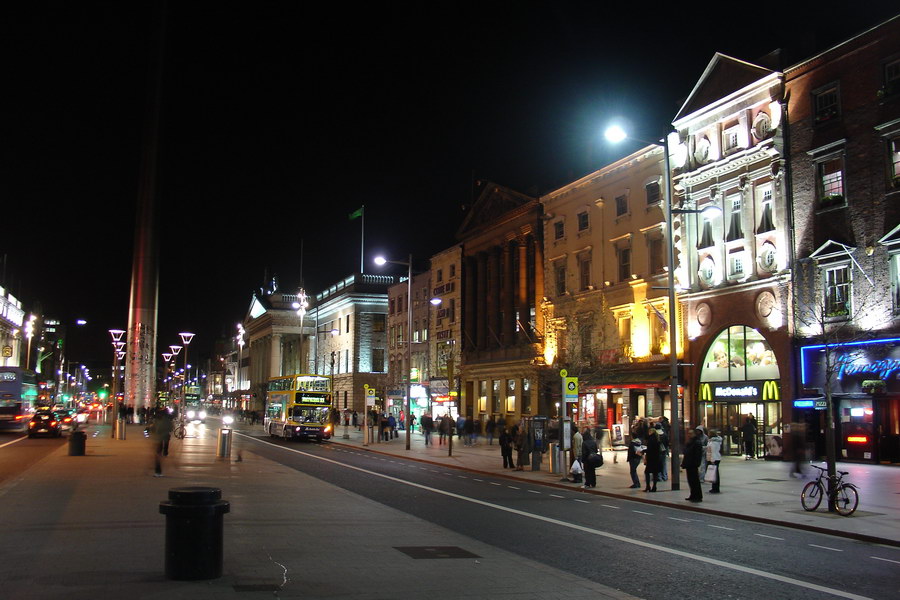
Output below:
[824,264,851,318]
[889,137,900,188]
[756,184,775,233]
[722,122,740,153]
[577,211,589,231]
[726,194,743,241]
[728,248,745,279]
[814,83,840,125]
[817,155,846,208]
[891,253,900,313]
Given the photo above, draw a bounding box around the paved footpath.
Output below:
[0,422,638,600]
[328,423,900,546]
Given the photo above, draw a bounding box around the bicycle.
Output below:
[800,464,859,516]
[173,419,186,440]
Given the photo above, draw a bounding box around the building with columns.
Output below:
[457,182,550,427]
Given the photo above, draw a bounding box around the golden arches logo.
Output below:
[762,380,780,402]
[700,383,712,402]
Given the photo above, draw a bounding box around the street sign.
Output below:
[560,369,578,403]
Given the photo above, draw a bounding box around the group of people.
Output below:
[626,417,671,493]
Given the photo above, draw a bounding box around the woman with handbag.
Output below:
[643,427,661,492]
[707,429,723,493]
[581,429,599,488]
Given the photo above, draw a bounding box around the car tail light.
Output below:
[15,415,25,421]
[50,421,58,426]
[29,422,35,428]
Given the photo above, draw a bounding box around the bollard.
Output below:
[116,418,127,440]
[216,428,232,458]
[548,442,559,474]
[68,430,86,456]
[159,487,230,580]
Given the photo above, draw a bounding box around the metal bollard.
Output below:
[216,428,232,458]
[159,487,230,580]
[68,430,86,456]
[116,418,127,440]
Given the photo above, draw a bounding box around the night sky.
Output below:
[3,2,898,369]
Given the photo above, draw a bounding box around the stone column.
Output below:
[270,333,283,378]
[517,243,528,344]
[476,252,488,350]
[464,256,477,351]
[488,247,501,348]
[502,242,516,345]
[532,235,544,336]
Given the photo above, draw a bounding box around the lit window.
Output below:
[825,265,851,318]
[722,123,740,153]
[729,250,745,278]
[817,156,845,208]
[891,254,900,314]
[889,138,900,188]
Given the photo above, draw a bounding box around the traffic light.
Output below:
[98,389,108,400]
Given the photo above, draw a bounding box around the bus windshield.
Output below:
[290,406,328,423]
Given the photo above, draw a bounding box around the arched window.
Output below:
[701,326,780,382]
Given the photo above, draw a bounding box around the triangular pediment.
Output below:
[810,239,855,262]
[878,223,900,247]
[456,182,535,239]
[248,295,267,319]
[674,53,775,124]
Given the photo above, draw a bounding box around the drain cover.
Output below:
[394,546,481,559]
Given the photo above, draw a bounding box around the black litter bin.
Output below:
[68,430,86,456]
[159,487,230,580]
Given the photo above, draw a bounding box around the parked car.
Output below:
[55,410,76,431]
[28,411,62,438]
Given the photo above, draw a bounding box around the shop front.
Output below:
[581,367,674,447]
[697,325,784,459]
[798,337,900,463]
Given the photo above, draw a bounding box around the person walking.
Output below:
[580,429,599,488]
[514,425,528,471]
[697,426,709,482]
[408,413,416,434]
[387,414,397,440]
[626,435,643,489]
[439,414,451,445]
[486,416,496,445]
[465,415,475,446]
[707,429,723,493]
[499,426,514,469]
[421,413,434,445]
[682,427,704,502]
[352,410,359,430]
[656,422,669,481]
[741,415,757,459]
[150,408,174,477]
[643,427,661,492]
[571,426,584,484]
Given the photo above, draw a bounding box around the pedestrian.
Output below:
[408,413,417,434]
[655,422,669,481]
[388,414,397,439]
[707,429,723,493]
[788,422,806,478]
[514,425,528,471]
[486,415,496,445]
[571,426,584,484]
[741,415,756,459]
[456,414,466,441]
[697,425,709,482]
[580,428,600,488]
[682,427,704,502]
[465,415,475,446]
[499,426,514,469]
[150,408,174,477]
[439,414,451,445]
[422,413,434,445]
[627,435,643,489]
[643,427,661,492]
[352,410,359,430]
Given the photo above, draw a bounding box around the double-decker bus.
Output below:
[0,367,38,432]
[264,374,333,442]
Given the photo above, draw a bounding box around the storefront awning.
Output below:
[583,369,670,390]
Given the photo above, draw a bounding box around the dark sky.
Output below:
[3,2,898,368]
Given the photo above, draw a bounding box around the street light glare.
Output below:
[430,297,442,306]
[604,125,627,143]
[373,256,387,266]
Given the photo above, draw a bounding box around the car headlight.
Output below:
[187,410,196,419]
[199,411,207,419]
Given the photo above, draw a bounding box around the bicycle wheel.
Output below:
[833,484,859,516]
[801,481,823,511]
[173,425,185,440]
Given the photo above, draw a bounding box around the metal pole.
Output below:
[406,253,413,451]
[663,134,681,492]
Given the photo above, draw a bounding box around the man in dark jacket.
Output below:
[682,427,704,502]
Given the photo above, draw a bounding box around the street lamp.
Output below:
[236,324,245,408]
[375,253,413,450]
[109,329,126,434]
[24,315,36,370]
[605,124,683,491]
[293,290,309,373]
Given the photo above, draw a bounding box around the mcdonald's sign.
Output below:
[762,380,780,402]
[701,380,780,403]
[700,383,713,403]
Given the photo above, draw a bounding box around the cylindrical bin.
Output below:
[159,487,230,580]
[68,430,86,456]
[548,443,559,473]
[216,428,232,458]
[116,418,127,440]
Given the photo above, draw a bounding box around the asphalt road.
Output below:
[240,433,898,600]
[0,430,68,486]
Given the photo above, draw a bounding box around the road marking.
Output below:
[809,544,842,552]
[490,482,501,486]
[527,490,540,494]
[755,534,784,541]
[601,504,620,509]
[473,478,483,482]
[242,434,873,600]
[708,525,735,531]
[870,556,900,565]
[573,499,590,503]
[550,494,564,498]
[507,486,520,490]
[632,510,653,515]
[668,517,691,522]
[457,476,467,479]
[0,436,26,449]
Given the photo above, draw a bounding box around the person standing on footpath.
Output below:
[465,415,475,446]
[486,415,497,445]
[643,427,661,492]
[696,426,709,482]
[150,408,174,477]
[421,413,434,445]
[707,429,723,493]
[741,415,757,459]
[655,422,669,481]
[580,428,599,488]
[499,426,514,469]
[682,427,704,502]
[514,425,529,471]
[626,435,643,489]
[571,426,584,484]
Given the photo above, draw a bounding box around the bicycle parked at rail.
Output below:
[173,418,186,440]
[800,464,859,516]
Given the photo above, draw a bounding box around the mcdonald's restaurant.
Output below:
[694,325,788,460]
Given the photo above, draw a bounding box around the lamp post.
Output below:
[178,333,195,407]
[109,329,126,435]
[293,290,309,373]
[236,324,245,409]
[24,315,36,370]
[375,253,413,451]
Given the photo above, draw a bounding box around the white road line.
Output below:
[242,434,873,600]
[632,510,653,515]
[709,525,735,531]
[668,517,691,522]
[490,482,502,486]
[550,494,565,498]
[755,534,784,541]
[573,499,590,503]
[473,478,483,482]
[0,436,26,449]
[809,544,842,552]
[457,476,467,479]
[527,490,540,494]
[870,556,900,565]
[601,504,620,509]
[507,486,520,490]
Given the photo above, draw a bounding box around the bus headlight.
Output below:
[199,411,207,419]
[223,416,234,425]
[187,410,196,419]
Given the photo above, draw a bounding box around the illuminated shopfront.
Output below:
[697,325,783,457]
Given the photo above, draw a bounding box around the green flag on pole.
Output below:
[349,206,364,220]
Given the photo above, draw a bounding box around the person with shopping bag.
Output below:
[706,429,723,493]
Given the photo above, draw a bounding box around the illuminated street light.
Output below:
[178,333,195,407]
